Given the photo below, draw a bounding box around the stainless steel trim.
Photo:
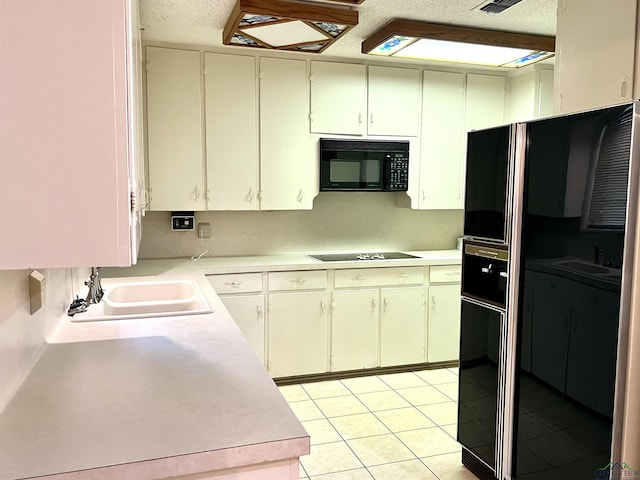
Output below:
[503,124,518,246]
[611,100,640,464]
[497,122,527,480]
[461,295,506,314]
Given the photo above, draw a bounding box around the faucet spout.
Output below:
[85,267,104,304]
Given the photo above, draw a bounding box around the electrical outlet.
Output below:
[197,222,211,239]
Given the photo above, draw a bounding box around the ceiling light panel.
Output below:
[362,19,555,69]
[223,0,359,54]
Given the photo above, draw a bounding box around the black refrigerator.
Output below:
[458,102,640,480]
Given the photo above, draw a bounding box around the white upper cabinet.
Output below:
[146,47,205,211]
[507,66,554,123]
[418,70,465,210]
[310,61,367,135]
[259,57,316,210]
[555,0,637,114]
[204,53,259,210]
[368,66,422,136]
[465,73,506,132]
[0,0,141,269]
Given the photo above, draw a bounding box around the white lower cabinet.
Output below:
[380,287,427,366]
[427,266,462,363]
[219,294,266,365]
[209,263,461,378]
[331,289,380,371]
[268,291,329,378]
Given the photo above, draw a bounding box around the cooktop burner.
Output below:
[307,252,421,262]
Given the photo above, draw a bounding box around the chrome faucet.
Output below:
[85,267,104,304]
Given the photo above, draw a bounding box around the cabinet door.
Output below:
[0,0,136,268]
[204,53,258,210]
[530,290,571,392]
[146,47,204,211]
[331,289,379,371]
[220,294,265,365]
[367,66,421,136]
[419,70,465,209]
[427,284,462,363]
[566,304,619,418]
[310,61,366,135]
[380,287,426,366]
[555,0,636,114]
[268,291,328,377]
[259,58,316,210]
[465,74,506,131]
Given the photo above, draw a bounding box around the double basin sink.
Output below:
[71,279,212,322]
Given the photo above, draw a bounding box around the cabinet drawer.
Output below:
[429,265,461,284]
[268,270,327,291]
[207,273,263,294]
[335,267,424,288]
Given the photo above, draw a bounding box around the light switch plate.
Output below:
[29,270,46,315]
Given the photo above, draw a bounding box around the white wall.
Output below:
[0,268,85,410]
[139,193,463,259]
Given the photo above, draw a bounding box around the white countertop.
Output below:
[0,267,308,480]
[0,250,461,480]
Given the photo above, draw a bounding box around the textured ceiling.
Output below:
[140,0,557,62]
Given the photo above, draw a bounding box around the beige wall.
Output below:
[139,193,464,259]
[0,268,84,410]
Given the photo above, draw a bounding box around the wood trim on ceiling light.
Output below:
[223,0,359,53]
[362,19,555,54]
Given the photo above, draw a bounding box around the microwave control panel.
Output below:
[384,153,409,191]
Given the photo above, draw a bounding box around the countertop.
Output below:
[0,264,309,480]
[0,250,461,480]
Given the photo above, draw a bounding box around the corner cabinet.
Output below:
[146,47,205,211]
[259,58,317,210]
[204,52,259,210]
[0,0,142,269]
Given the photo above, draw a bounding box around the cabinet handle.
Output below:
[383,298,389,310]
[291,278,307,285]
[621,75,628,98]
[258,190,263,201]
[422,294,427,306]
[247,188,254,202]
[205,189,210,201]
[395,273,410,279]
[371,298,377,310]
[224,281,241,288]
[352,275,366,282]
[370,113,374,125]
[358,113,363,125]
[257,305,263,319]
[330,299,336,311]
[499,272,508,278]
[431,295,436,308]
[422,190,426,201]
[297,189,304,202]
[320,301,326,312]
[193,186,200,200]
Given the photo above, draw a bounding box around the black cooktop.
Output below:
[307,252,421,262]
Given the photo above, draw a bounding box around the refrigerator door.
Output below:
[511,103,635,479]
[463,125,513,243]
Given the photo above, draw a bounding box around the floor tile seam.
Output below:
[344,432,420,468]
[414,455,445,480]
[369,404,438,432]
[326,414,393,441]
[376,372,429,390]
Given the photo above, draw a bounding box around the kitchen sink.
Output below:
[71,279,212,322]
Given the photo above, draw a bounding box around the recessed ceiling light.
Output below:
[362,19,555,68]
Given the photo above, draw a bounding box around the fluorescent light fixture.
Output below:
[223,0,359,54]
[363,20,555,68]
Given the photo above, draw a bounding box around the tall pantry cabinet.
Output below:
[0,0,143,269]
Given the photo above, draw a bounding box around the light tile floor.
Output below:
[279,368,479,480]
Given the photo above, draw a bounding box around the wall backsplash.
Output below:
[0,268,86,410]
[139,193,464,259]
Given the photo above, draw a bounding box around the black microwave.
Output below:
[319,138,410,191]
